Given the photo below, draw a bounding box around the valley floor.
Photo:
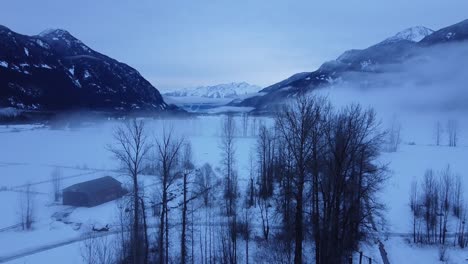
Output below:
[0,115,467,263]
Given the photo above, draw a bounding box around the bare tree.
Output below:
[447,119,458,147]
[51,167,62,202]
[115,196,132,263]
[422,169,439,244]
[19,183,34,230]
[275,95,326,264]
[434,121,443,146]
[239,206,252,264]
[108,119,150,264]
[410,179,423,243]
[456,206,467,248]
[195,163,216,207]
[453,173,463,218]
[386,115,401,152]
[439,166,452,245]
[220,114,237,217]
[320,104,386,263]
[181,142,195,264]
[219,114,238,263]
[80,234,116,264]
[154,126,185,264]
[257,125,275,199]
[247,149,256,208]
[258,197,271,241]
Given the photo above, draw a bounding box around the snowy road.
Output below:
[0,222,426,264]
[0,231,118,263]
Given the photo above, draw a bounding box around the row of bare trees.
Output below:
[410,165,466,247]
[107,119,226,264]
[81,94,386,264]
[434,120,459,147]
[219,95,387,263]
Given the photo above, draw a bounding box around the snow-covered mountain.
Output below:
[164,82,261,98]
[0,25,170,112]
[237,19,468,112]
[381,26,434,44]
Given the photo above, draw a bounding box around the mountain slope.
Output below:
[420,19,468,44]
[0,25,168,111]
[164,82,261,98]
[237,19,468,111]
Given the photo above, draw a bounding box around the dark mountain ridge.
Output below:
[237,19,468,112]
[0,25,169,112]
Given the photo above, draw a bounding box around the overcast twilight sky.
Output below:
[1,0,468,90]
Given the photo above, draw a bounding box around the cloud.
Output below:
[317,41,468,116]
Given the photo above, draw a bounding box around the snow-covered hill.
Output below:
[164,82,262,98]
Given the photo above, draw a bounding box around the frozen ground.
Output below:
[0,111,467,263]
[163,93,259,113]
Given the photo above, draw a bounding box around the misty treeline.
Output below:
[84,95,387,264]
[409,165,467,248]
[385,117,460,152]
[434,119,459,147]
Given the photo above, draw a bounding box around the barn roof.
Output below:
[63,176,122,195]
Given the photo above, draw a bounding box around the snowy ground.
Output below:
[0,111,468,263]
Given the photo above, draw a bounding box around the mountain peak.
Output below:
[0,24,12,32]
[38,28,75,40]
[0,26,168,111]
[382,26,434,44]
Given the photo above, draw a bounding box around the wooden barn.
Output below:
[62,176,125,207]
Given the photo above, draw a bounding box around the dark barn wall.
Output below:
[63,191,89,207]
[88,187,123,207]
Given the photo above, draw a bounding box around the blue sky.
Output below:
[2,0,468,90]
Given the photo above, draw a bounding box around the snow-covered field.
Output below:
[0,116,265,263]
[163,95,256,113]
[0,110,467,263]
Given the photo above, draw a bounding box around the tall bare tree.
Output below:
[439,166,452,244]
[422,169,439,244]
[319,104,386,263]
[154,126,185,264]
[220,114,238,263]
[447,119,458,147]
[220,115,237,217]
[275,95,326,264]
[109,119,150,264]
[453,173,463,218]
[410,179,423,243]
[181,142,195,264]
[257,125,275,199]
[19,183,35,230]
[434,121,443,146]
[386,115,401,152]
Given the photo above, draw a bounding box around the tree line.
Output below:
[80,95,387,264]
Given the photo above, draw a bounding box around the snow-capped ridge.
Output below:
[165,82,262,98]
[38,28,73,38]
[382,26,434,44]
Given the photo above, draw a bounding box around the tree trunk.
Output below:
[294,183,304,264]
